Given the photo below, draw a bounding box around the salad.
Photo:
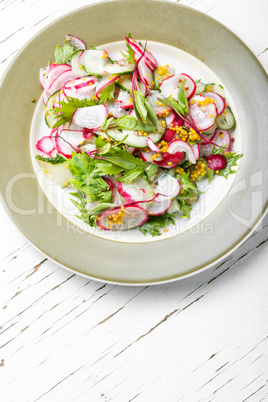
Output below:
[35,34,242,236]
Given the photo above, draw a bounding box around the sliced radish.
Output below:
[168,139,196,164]
[147,193,171,216]
[65,34,86,50]
[140,149,163,163]
[116,90,133,108]
[157,173,181,198]
[36,136,56,157]
[83,128,95,139]
[125,37,157,70]
[188,94,217,131]
[117,177,153,209]
[204,154,227,171]
[154,152,184,168]
[107,128,163,148]
[160,73,196,99]
[48,69,77,95]
[95,74,120,99]
[165,111,176,126]
[63,77,98,100]
[199,129,231,156]
[202,92,225,115]
[146,90,172,115]
[72,105,108,130]
[161,115,183,143]
[45,64,71,89]
[146,137,160,152]
[191,143,200,160]
[105,100,129,118]
[138,59,154,89]
[97,205,148,231]
[81,49,110,75]
[55,126,85,158]
[125,145,135,154]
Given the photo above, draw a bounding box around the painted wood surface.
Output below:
[0,0,268,400]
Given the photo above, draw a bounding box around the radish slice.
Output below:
[146,90,172,115]
[71,50,88,78]
[168,139,196,164]
[165,111,176,126]
[146,137,160,152]
[191,143,200,160]
[63,77,98,100]
[55,127,85,158]
[125,145,135,154]
[45,64,71,89]
[160,73,196,99]
[204,154,227,171]
[48,69,77,95]
[147,193,171,216]
[157,173,181,198]
[72,105,108,129]
[65,34,86,50]
[125,37,157,70]
[105,100,129,118]
[199,129,231,156]
[116,90,133,108]
[117,177,154,209]
[97,205,148,231]
[188,94,217,131]
[138,59,154,89]
[202,92,225,115]
[161,115,183,143]
[80,49,110,75]
[154,151,184,168]
[36,136,56,157]
[95,74,120,99]
[140,149,163,163]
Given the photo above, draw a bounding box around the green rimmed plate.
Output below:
[0,0,267,284]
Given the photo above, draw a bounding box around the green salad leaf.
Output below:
[139,212,176,237]
[35,154,67,164]
[54,42,74,64]
[51,97,97,128]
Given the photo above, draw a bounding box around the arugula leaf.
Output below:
[121,36,135,65]
[98,81,116,103]
[178,79,189,114]
[159,97,185,116]
[139,212,176,237]
[174,171,199,218]
[35,154,67,164]
[54,42,74,64]
[51,97,97,128]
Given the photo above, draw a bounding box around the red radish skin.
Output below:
[95,74,120,99]
[160,73,196,99]
[147,194,171,216]
[97,205,149,230]
[154,152,184,168]
[168,139,196,164]
[146,137,160,152]
[204,154,227,171]
[48,69,77,95]
[199,129,231,156]
[36,136,56,157]
[188,94,217,131]
[65,34,86,50]
[202,92,225,115]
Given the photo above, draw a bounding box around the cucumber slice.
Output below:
[106,128,163,148]
[205,83,225,98]
[215,107,236,130]
[44,90,60,128]
[82,49,110,76]
[71,50,88,77]
[195,80,206,94]
[116,75,132,92]
[104,62,134,76]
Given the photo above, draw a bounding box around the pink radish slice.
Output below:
[36,136,56,157]
[97,205,148,231]
[48,69,77,95]
[161,115,183,143]
[154,152,184,168]
[116,90,133,108]
[125,37,157,70]
[160,73,196,99]
[55,127,85,158]
[42,91,49,106]
[80,49,110,75]
[72,104,108,129]
[146,137,160,152]
[199,129,231,156]
[138,59,154,88]
[168,139,196,164]
[106,100,129,118]
[65,34,86,50]
[188,94,217,131]
[95,74,120,99]
[103,176,115,192]
[63,77,98,100]
[140,149,163,163]
[200,124,217,144]
[157,173,181,198]
[191,143,200,160]
[125,145,135,154]
[165,111,176,126]
[117,177,154,210]
[146,90,172,114]
[83,128,94,139]
[40,68,47,89]
[202,92,225,115]
[147,193,171,216]
[204,154,227,171]
[45,64,71,89]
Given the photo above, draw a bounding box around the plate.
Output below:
[0,0,267,284]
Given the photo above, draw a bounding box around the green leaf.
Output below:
[121,38,135,65]
[144,99,162,133]
[116,166,144,183]
[94,160,125,176]
[178,79,189,114]
[54,42,74,64]
[86,202,116,216]
[218,152,243,178]
[35,154,67,164]
[134,90,148,121]
[159,97,185,116]
[51,97,97,128]
[139,212,176,237]
[98,81,116,103]
[111,115,156,132]
[145,163,158,181]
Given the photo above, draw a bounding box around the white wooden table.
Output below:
[0,0,268,400]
